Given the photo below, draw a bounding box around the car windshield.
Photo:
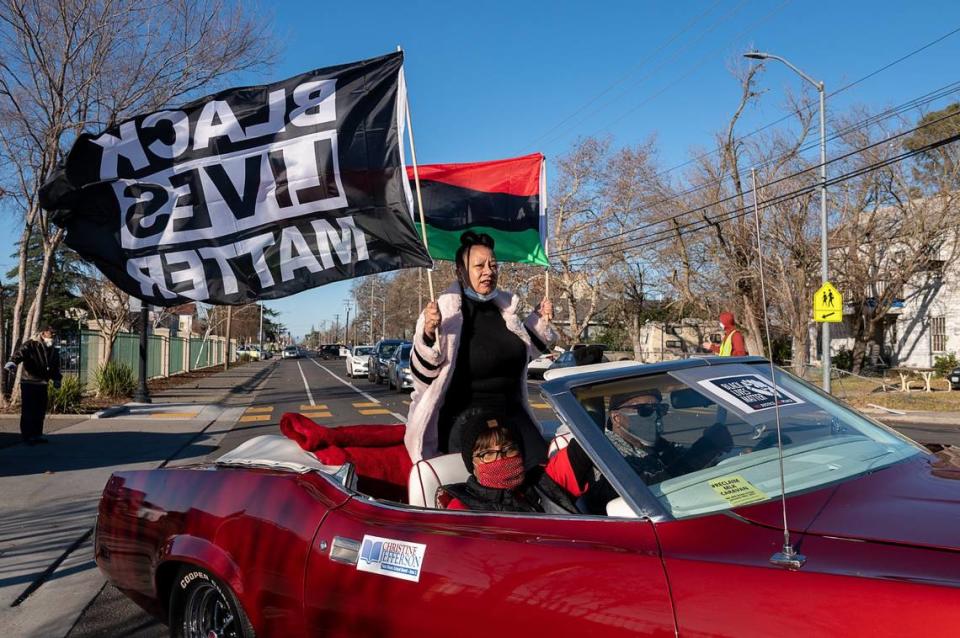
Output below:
[570,362,922,519]
[381,343,399,357]
[399,344,411,360]
[353,347,374,356]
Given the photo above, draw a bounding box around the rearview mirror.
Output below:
[670,388,714,409]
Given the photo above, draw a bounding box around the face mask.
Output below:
[462,285,498,303]
[43,337,54,347]
[474,455,525,489]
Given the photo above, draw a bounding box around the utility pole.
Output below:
[258,302,264,357]
[369,280,375,344]
[133,305,151,403]
[334,314,340,344]
[344,302,352,345]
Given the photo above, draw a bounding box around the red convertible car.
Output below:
[94,357,960,637]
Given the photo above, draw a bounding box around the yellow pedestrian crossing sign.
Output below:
[814,282,842,323]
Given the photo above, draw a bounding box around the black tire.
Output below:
[169,566,255,638]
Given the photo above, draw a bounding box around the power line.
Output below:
[558,120,960,264]
[552,107,960,259]
[552,79,960,255]
[536,0,787,152]
[523,0,726,151]
[543,23,960,191]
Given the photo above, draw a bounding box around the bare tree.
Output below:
[832,109,960,373]
[549,137,622,344]
[79,271,129,361]
[0,0,275,396]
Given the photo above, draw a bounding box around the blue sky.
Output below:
[5,0,960,338]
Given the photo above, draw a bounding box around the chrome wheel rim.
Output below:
[183,580,239,638]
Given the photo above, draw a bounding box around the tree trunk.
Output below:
[740,294,765,356]
[791,332,807,376]
[24,244,58,338]
[629,311,642,361]
[9,223,33,355]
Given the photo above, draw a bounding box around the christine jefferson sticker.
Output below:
[709,475,768,507]
[697,374,803,414]
[357,535,427,583]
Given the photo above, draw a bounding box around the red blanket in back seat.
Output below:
[280,413,411,500]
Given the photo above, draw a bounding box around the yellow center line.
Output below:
[245,406,274,413]
[239,414,272,423]
[358,408,392,415]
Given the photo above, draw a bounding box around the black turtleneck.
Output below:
[437,295,527,451]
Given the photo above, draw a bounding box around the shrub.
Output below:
[833,346,854,372]
[933,353,959,377]
[48,375,85,413]
[95,362,136,398]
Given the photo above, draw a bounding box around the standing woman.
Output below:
[5,326,62,445]
[404,232,557,464]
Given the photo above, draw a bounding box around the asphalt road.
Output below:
[67,355,960,637]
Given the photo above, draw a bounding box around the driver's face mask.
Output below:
[618,403,669,445]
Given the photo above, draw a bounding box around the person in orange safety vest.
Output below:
[704,311,748,356]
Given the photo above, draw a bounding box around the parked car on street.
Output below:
[281,346,301,359]
[367,339,404,384]
[346,345,375,378]
[92,356,960,637]
[528,349,562,379]
[386,342,413,391]
[320,344,346,360]
[950,366,960,390]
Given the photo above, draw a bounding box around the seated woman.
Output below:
[441,408,598,514]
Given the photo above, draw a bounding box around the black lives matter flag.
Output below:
[40,52,431,306]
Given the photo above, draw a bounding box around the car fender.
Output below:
[158,534,245,600]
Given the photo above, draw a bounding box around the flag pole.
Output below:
[399,48,435,302]
[541,156,550,302]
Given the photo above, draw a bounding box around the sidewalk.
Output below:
[0,360,274,637]
[862,408,960,426]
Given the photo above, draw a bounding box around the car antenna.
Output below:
[751,167,806,570]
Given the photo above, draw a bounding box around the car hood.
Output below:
[735,448,960,552]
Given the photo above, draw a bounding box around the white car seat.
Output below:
[547,423,574,457]
[408,453,471,508]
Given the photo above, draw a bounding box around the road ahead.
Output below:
[67,355,960,637]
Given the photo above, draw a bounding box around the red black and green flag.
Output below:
[406,153,549,266]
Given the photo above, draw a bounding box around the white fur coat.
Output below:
[403,284,557,461]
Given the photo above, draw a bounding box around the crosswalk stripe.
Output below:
[246,406,274,413]
[239,414,271,423]
[358,408,391,415]
[301,404,327,410]
[352,402,380,407]
[529,402,551,409]
[301,412,333,419]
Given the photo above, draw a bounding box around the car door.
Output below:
[303,497,676,637]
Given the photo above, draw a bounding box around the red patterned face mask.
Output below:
[474,455,525,489]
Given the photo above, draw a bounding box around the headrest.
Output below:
[408,453,470,508]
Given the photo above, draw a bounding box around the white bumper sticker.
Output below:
[356,535,427,583]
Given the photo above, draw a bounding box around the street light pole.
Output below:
[745,51,831,393]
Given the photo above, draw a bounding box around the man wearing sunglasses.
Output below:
[607,390,733,482]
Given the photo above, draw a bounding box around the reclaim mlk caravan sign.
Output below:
[41,52,431,305]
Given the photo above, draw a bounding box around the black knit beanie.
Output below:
[455,407,525,473]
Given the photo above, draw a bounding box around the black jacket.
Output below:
[10,339,62,385]
[443,468,580,515]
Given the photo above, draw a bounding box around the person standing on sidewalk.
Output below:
[704,311,748,357]
[5,326,61,445]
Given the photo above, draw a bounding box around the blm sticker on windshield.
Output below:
[709,474,768,507]
[697,374,803,414]
[357,535,426,583]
